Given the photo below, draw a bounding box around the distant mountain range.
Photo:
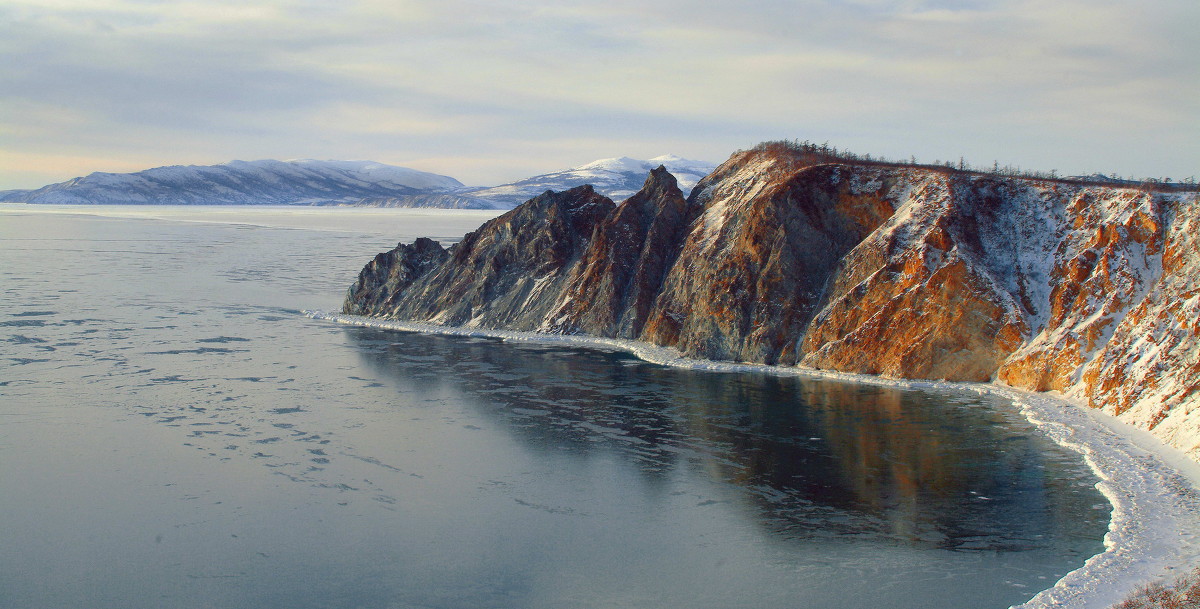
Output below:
[0,155,718,209]
[0,159,465,206]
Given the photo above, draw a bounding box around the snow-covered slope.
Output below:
[0,155,717,209]
[464,155,717,208]
[0,159,465,206]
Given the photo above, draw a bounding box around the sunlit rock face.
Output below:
[641,158,896,366]
[345,146,1200,459]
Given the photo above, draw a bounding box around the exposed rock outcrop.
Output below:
[345,237,450,315]
[344,146,1200,459]
[347,184,615,329]
[540,166,694,338]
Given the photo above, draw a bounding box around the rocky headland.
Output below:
[344,142,1200,461]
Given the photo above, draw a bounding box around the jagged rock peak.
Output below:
[640,165,681,195]
[538,166,693,338]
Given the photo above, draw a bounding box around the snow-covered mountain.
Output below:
[462,155,717,208]
[0,155,718,209]
[0,159,467,206]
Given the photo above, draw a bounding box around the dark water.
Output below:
[0,207,1109,609]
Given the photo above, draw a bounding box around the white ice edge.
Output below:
[305,310,1200,609]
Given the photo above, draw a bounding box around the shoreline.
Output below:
[307,310,1200,609]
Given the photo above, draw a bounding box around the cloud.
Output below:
[1,0,1196,188]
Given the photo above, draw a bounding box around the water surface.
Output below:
[0,206,1109,609]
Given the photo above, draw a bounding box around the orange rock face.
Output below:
[346,146,1200,459]
[640,160,896,365]
[1070,201,1200,454]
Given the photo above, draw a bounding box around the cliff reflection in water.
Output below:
[347,326,1107,554]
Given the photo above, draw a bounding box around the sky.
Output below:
[2,0,1197,190]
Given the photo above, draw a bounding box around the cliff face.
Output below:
[346,184,615,329]
[344,148,1200,459]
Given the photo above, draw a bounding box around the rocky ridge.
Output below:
[345,144,1200,460]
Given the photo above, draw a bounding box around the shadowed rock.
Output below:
[345,237,449,316]
[541,166,695,338]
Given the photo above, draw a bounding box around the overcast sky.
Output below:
[2,0,1197,189]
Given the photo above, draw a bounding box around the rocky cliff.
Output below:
[345,145,1200,460]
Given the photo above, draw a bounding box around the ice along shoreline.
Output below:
[306,310,1200,609]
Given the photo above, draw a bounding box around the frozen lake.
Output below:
[0,205,1109,609]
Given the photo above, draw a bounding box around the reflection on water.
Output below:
[0,208,1109,609]
[348,327,1106,555]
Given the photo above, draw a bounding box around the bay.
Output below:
[0,205,1108,609]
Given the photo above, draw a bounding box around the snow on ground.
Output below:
[307,310,1200,609]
